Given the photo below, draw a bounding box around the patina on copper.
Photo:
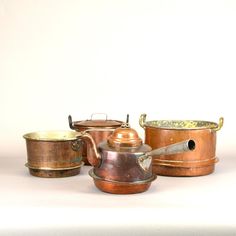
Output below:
[77,117,195,194]
[68,113,123,165]
[139,114,224,177]
[23,130,84,178]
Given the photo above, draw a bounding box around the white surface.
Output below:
[1,151,236,235]
[1,0,236,235]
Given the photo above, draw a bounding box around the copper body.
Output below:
[68,114,123,165]
[23,131,83,178]
[78,123,195,194]
[140,114,223,177]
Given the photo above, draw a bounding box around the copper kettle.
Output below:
[77,116,195,194]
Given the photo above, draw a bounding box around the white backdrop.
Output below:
[1,1,236,235]
[0,0,235,162]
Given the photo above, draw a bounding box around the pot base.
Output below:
[26,162,84,178]
[89,169,156,194]
[153,165,215,177]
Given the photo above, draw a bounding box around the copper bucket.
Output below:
[139,114,224,177]
[23,130,84,178]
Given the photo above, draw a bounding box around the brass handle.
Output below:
[71,138,82,151]
[91,113,108,120]
[139,113,147,129]
[212,117,224,131]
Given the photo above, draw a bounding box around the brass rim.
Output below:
[144,120,219,130]
[25,162,84,171]
[23,130,79,141]
[89,169,157,185]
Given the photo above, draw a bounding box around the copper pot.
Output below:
[68,113,123,165]
[23,130,84,178]
[77,119,195,194]
[139,114,224,177]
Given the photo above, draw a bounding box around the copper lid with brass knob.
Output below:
[107,115,142,148]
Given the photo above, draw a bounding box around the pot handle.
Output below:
[91,113,108,120]
[68,115,75,130]
[212,117,224,131]
[139,113,147,129]
[71,138,82,151]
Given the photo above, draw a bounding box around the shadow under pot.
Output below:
[77,123,195,194]
[68,113,123,165]
[23,130,84,178]
[139,114,224,177]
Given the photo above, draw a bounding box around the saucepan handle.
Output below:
[147,139,196,159]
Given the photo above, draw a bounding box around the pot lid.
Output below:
[74,119,122,128]
[69,114,123,129]
[108,115,142,148]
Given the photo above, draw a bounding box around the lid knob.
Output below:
[107,115,142,148]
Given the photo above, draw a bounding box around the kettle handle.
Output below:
[76,131,101,167]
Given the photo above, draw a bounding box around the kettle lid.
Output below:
[107,115,142,148]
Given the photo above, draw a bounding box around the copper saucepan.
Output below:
[76,118,195,194]
[139,114,224,177]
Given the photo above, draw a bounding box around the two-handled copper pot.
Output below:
[139,114,224,177]
[76,119,196,194]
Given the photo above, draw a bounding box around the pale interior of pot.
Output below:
[23,130,78,141]
[145,120,218,130]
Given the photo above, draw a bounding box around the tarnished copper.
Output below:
[68,114,123,165]
[77,120,195,194]
[23,130,84,178]
[139,114,223,177]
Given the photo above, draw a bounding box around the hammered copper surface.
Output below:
[23,131,83,178]
[68,115,123,165]
[107,125,142,148]
[140,114,223,177]
[89,169,156,194]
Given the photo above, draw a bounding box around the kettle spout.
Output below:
[77,132,101,167]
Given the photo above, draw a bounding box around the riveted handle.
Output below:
[71,138,82,151]
[212,117,224,131]
[139,113,147,129]
[90,113,108,120]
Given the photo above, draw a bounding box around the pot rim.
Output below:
[72,120,123,129]
[23,130,78,141]
[25,162,84,170]
[89,168,157,185]
[144,120,220,130]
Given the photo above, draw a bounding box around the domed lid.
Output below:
[107,115,142,148]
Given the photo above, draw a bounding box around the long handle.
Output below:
[148,140,195,158]
[137,140,195,172]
